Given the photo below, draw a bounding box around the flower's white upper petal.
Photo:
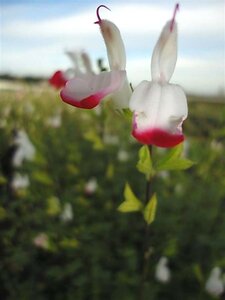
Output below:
[65,50,85,77]
[62,71,125,100]
[99,20,126,70]
[157,83,188,131]
[129,81,161,123]
[81,51,94,74]
[151,21,177,82]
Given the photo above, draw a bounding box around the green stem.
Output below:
[138,145,153,300]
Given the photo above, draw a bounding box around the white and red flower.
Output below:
[60,5,131,109]
[49,70,68,89]
[129,4,188,147]
[49,50,91,89]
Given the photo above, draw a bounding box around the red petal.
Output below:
[60,89,104,109]
[49,71,67,89]
[132,127,184,148]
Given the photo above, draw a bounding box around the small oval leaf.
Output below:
[118,183,143,213]
[144,193,157,224]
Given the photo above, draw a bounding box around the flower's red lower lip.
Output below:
[132,127,184,148]
[49,71,67,89]
[60,90,103,109]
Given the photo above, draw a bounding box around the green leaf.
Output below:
[121,108,133,121]
[155,143,195,171]
[136,145,153,177]
[0,207,7,220]
[59,238,79,249]
[0,175,7,185]
[46,196,61,216]
[143,193,157,224]
[32,171,53,186]
[34,152,48,166]
[66,164,79,175]
[118,183,143,213]
[163,238,178,257]
[84,130,104,150]
[193,264,204,284]
[106,163,114,179]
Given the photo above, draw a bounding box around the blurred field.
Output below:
[0,81,225,300]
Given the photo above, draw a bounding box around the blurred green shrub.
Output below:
[0,84,225,299]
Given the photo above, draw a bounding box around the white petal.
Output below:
[111,75,132,109]
[205,267,224,297]
[65,50,80,69]
[130,81,187,133]
[11,173,30,190]
[151,21,177,82]
[81,51,94,74]
[99,20,126,70]
[129,81,162,127]
[60,70,126,109]
[155,257,171,283]
[62,71,125,101]
[158,84,188,132]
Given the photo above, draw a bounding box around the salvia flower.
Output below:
[49,50,88,89]
[129,4,188,147]
[49,70,68,89]
[205,267,224,297]
[60,203,73,222]
[155,256,171,283]
[60,5,131,109]
[12,129,36,167]
[11,173,30,190]
[84,177,98,195]
[65,50,94,76]
[33,233,49,250]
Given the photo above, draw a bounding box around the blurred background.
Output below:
[0,0,225,299]
[1,0,224,95]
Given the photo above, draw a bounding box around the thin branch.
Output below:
[138,145,154,300]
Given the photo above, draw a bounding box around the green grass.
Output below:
[0,82,225,300]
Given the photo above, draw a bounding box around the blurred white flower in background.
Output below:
[84,177,98,195]
[46,114,62,128]
[210,140,223,153]
[155,256,171,283]
[24,102,35,114]
[205,267,224,297]
[61,203,73,222]
[65,49,94,76]
[117,149,129,162]
[103,133,119,145]
[33,233,49,250]
[11,173,30,190]
[12,130,36,167]
[158,171,170,180]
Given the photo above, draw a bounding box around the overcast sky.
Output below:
[1,0,224,95]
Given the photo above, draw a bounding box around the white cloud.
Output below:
[127,56,225,95]
[1,1,224,95]
[2,2,224,39]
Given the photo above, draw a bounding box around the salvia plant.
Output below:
[55,3,195,298]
